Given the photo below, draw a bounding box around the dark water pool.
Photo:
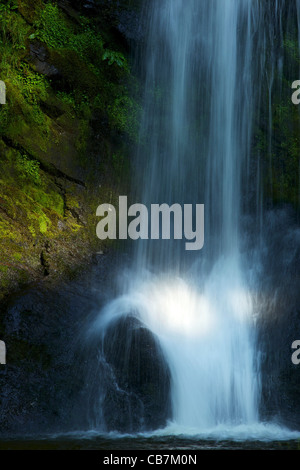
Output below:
[0,436,299,450]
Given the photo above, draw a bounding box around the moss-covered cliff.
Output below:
[253,6,300,211]
[0,0,141,300]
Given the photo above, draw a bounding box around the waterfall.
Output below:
[89,0,299,436]
[132,0,260,428]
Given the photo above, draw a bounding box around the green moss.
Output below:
[0,1,29,50]
[38,215,48,233]
[68,221,83,233]
[108,95,141,142]
[34,3,102,61]
[49,49,100,95]
[255,31,300,210]
[0,0,140,295]
[270,99,299,206]
[2,79,51,152]
[65,195,79,210]
[27,183,65,217]
[0,220,18,241]
[15,63,49,104]
[32,2,129,74]
[55,90,76,110]
[12,252,22,262]
[17,0,43,23]
[16,154,41,185]
[34,3,72,49]
[283,38,300,64]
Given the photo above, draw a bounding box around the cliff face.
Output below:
[0,0,300,437]
[1,1,299,327]
[0,0,141,301]
[0,0,170,436]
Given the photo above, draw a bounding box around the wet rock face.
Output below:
[29,42,60,77]
[70,0,145,42]
[112,2,145,42]
[0,253,125,435]
[101,315,171,433]
[256,209,300,429]
[258,308,300,429]
[0,285,93,434]
[0,251,171,436]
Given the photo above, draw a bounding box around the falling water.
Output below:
[90,0,299,436]
[134,0,257,268]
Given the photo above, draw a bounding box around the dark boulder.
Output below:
[99,315,171,433]
[29,42,60,78]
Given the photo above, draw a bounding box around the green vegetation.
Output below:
[1,0,297,302]
[16,154,41,185]
[0,0,139,299]
[102,50,128,70]
[108,95,142,142]
[255,32,300,209]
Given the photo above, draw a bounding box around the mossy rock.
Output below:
[48,49,101,97]
[17,0,44,24]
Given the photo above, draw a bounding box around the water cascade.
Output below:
[89,0,300,436]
